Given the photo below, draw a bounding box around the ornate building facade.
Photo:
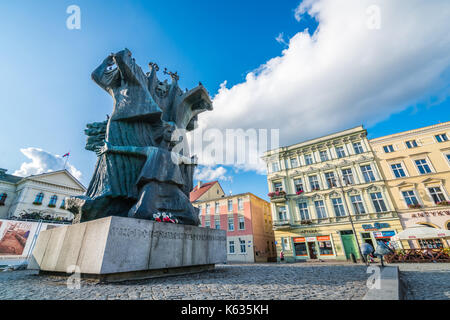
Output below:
[370,121,450,249]
[0,169,86,222]
[262,126,404,262]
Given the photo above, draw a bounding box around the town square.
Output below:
[0,0,449,310]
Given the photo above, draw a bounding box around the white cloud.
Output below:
[14,147,82,180]
[194,166,233,182]
[198,0,450,172]
[275,32,288,46]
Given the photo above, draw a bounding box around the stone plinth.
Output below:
[29,216,226,282]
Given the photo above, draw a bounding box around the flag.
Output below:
[62,152,70,158]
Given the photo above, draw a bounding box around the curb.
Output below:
[363,266,400,300]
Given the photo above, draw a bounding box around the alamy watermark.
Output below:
[66,5,81,30]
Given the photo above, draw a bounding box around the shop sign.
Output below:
[317,235,330,241]
[362,222,390,231]
[374,231,396,238]
[411,210,450,218]
[293,237,306,243]
[306,237,316,242]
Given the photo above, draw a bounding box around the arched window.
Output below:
[0,193,7,205]
[48,195,58,207]
[447,222,450,230]
[34,192,44,205]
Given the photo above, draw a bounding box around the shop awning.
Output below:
[391,224,450,241]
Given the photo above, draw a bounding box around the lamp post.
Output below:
[333,169,366,263]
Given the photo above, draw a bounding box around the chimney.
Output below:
[197,181,202,189]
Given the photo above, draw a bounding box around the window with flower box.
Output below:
[294,178,304,193]
[273,182,283,192]
[402,190,420,208]
[48,195,58,208]
[34,192,44,205]
[428,187,446,204]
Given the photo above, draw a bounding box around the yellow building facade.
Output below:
[262,126,404,262]
[370,122,450,249]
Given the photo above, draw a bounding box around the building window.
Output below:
[0,193,7,206]
[435,133,448,143]
[294,178,304,193]
[324,172,337,189]
[383,145,394,153]
[318,237,334,255]
[229,241,235,254]
[391,163,407,178]
[238,216,245,230]
[319,150,329,162]
[353,142,364,154]
[240,239,246,253]
[405,140,418,148]
[60,199,66,209]
[272,162,280,172]
[34,192,44,205]
[290,158,299,168]
[445,154,450,166]
[314,200,327,219]
[402,190,419,207]
[273,182,283,192]
[428,187,447,204]
[336,146,346,158]
[215,202,220,214]
[332,198,346,217]
[48,195,58,207]
[371,192,388,213]
[361,165,376,182]
[278,206,287,220]
[415,159,432,174]
[309,175,320,191]
[228,217,235,231]
[227,200,233,212]
[342,168,355,185]
[205,203,211,215]
[205,220,210,228]
[238,198,244,210]
[350,195,366,214]
[215,219,220,229]
[298,202,310,221]
[304,154,313,165]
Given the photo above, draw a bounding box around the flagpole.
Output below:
[63,151,70,170]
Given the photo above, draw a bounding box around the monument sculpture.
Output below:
[30,49,226,282]
[67,48,211,225]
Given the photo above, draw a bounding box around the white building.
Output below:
[0,168,86,222]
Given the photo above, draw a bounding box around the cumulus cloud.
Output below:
[14,147,82,180]
[194,166,233,182]
[198,0,450,172]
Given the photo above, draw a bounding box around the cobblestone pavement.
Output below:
[392,263,450,300]
[0,263,369,300]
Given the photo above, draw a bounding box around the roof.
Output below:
[190,181,218,202]
[22,169,86,191]
[0,169,22,184]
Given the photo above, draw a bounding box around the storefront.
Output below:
[293,235,336,260]
[398,208,450,249]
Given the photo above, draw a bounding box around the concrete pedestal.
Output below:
[29,216,227,282]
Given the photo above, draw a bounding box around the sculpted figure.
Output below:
[67,49,212,226]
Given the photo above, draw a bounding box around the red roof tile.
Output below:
[190,181,218,202]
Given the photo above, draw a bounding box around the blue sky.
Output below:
[0,0,449,201]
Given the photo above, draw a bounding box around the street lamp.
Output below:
[333,169,366,264]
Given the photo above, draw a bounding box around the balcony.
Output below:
[273,220,291,230]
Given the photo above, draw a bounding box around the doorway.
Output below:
[307,242,317,259]
[341,232,359,260]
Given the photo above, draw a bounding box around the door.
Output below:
[341,234,359,260]
[307,242,317,259]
